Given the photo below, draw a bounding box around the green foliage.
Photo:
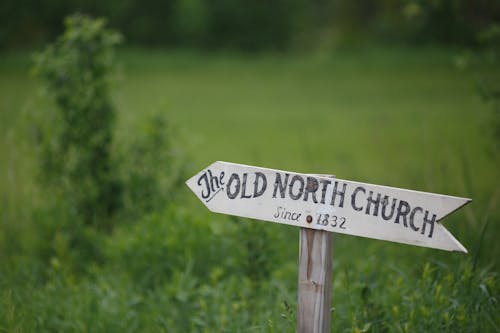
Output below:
[33,14,122,230]
[201,0,300,51]
[1,206,498,332]
[119,114,190,221]
[0,206,297,332]
[328,257,500,332]
[229,217,279,283]
[455,22,500,153]
[2,47,500,331]
[476,24,500,151]
[29,16,190,277]
[2,0,499,51]
[106,208,220,289]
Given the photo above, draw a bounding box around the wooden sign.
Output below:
[186,161,470,252]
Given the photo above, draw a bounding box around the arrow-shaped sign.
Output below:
[186,161,471,252]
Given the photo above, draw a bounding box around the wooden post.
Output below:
[297,227,333,332]
[297,174,334,332]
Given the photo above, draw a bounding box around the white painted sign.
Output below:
[186,161,471,252]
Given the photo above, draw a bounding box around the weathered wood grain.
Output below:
[297,228,333,333]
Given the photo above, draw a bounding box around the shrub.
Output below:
[33,14,122,231]
[119,114,190,221]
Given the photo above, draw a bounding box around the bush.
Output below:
[119,114,190,221]
[33,14,122,231]
[30,15,191,276]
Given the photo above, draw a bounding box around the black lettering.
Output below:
[330,215,337,227]
[197,172,211,199]
[273,173,289,198]
[421,210,436,238]
[241,173,252,199]
[330,182,347,208]
[289,175,305,200]
[303,177,319,203]
[207,169,219,192]
[273,206,281,218]
[394,200,410,227]
[274,206,302,221]
[226,173,240,199]
[317,214,329,226]
[319,179,331,204]
[365,191,382,216]
[219,171,225,185]
[409,207,423,231]
[253,172,267,197]
[351,186,366,211]
[381,196,397,220]
[339,217,346,229]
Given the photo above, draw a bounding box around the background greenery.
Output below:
[0,2,499,332]
[1,0,500,50]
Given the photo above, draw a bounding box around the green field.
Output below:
[1,47,499,332]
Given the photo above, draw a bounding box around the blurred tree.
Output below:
[108,0,177,46]
[401,0,500,45]
[172,0,210,46]
[1,0,499,51]
[476,24,500,152]
[204,0,301,51]
[33,14,122,231]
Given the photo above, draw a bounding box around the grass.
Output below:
[0,46,499,332]
[116,47,491,180]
